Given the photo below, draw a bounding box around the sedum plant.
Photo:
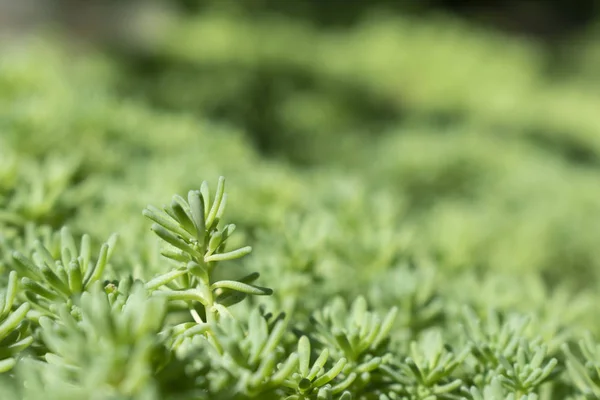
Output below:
[379,330,470,399]
[281,335,354,399]
[0,271,32,373]
[6,9,600,397]
[36,281,167,398]
[309,296,397,369]
[0,152,84,231]
[0,176,597,400]
[464,377,540,400]
[142,176,272,325]
[8,227,118,317]
[461,308,559,397]
[562,332,600,398]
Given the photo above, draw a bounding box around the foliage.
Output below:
[2,4,600,399]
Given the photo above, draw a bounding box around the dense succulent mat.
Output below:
[1,8,600,399]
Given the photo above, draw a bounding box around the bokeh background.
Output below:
[2,0,600,331]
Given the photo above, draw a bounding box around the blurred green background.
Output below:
[2,0,600,330]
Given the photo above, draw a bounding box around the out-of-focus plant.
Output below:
[1,4,600,397]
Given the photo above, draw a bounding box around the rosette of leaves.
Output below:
[185,308,298,398]
[142,177,272,324]
[463,377,539,400]
[562,332,600,398]
[0,155,84,230]
[308,296,398,394]
[8,226,118,317]
[0,271,33,373]
[379,329,469,399]
[310,297,397,362]
[366,261,445,341]
[281,335,354,400]
[36,281,168,398]
[462,307,559,395]
[0,224,68,283]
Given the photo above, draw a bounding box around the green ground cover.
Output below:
[2,6,600,399]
